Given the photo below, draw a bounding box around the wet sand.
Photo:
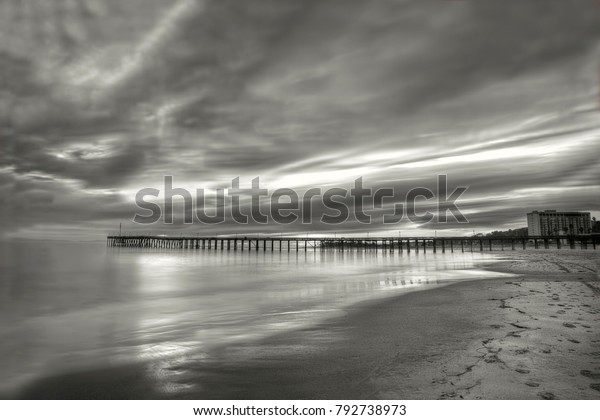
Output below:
[10,250,600,400]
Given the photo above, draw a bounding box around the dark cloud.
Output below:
[1,132,159,188]
[0,172,137,235]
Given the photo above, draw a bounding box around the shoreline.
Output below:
[9,250,600,399]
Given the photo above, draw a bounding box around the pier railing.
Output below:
[106,235,598,252]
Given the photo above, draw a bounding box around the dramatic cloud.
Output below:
[1,0,599,239]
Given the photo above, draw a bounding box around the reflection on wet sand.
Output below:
[0,241,506,398]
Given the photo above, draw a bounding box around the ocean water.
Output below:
[0,239,504,397]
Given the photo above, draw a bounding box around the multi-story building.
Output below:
[527,210,592,236]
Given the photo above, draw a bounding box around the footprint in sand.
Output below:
[568,339,580,344]
[562,322,576,328]
[538,391,556,400]
[525,382,540,388]
[580,370,600,379]
[590,384,600,392]
[515,368,530,374]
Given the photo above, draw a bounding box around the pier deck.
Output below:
[107,235,598,252]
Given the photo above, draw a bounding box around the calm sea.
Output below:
[0,239,503,397]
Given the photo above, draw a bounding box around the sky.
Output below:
[1,0,599,240]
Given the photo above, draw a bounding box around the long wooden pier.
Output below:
[107,235,598,252]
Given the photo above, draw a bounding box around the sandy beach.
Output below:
[11,249,600,400]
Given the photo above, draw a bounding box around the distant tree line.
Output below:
[484,228,529,238]
[483,218,600,237]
